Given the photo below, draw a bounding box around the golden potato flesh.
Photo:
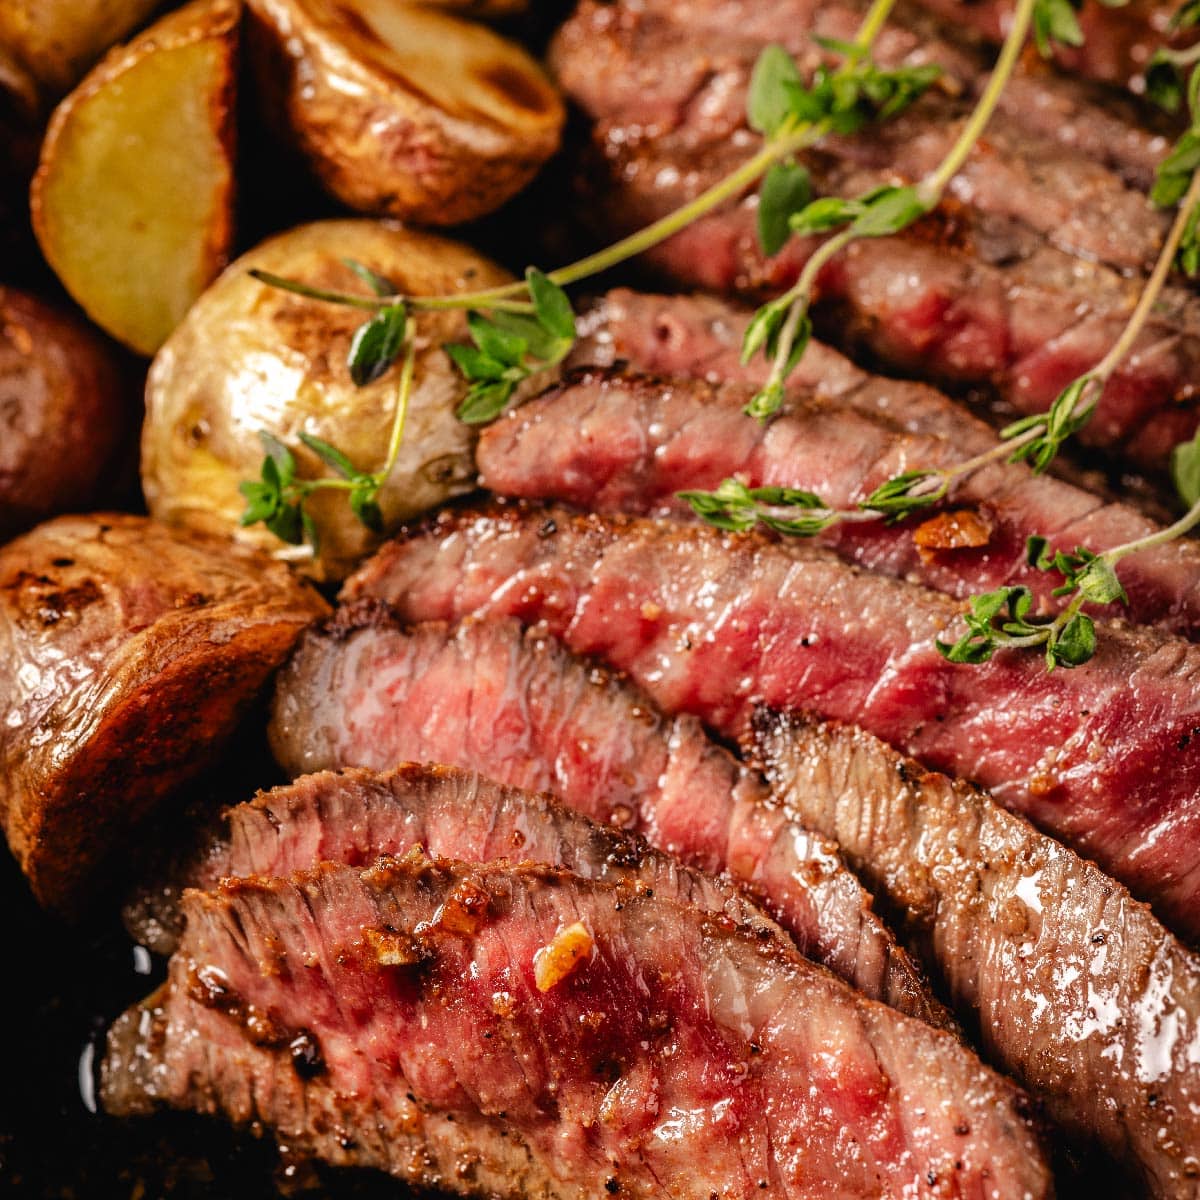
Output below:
[0,288,131,538]
[246,0,563,225]
[0,0,161,97]
[30,0,239,356]
[142,219,513,582]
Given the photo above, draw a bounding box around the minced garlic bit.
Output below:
[364,926,422,966]
[533,921,594,992]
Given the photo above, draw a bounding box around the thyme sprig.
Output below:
[242,1,1200,678]
[239,342,416,553]
[243,0,934,538]
[736,0,1074,421]
[250,0,927,425]
[687,64,1200,540]
[934,499,1200,670]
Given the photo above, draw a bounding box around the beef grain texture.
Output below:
[550,0,1200,471]
[103,855,1053,1200]
[478,363,1200,638]
[0,512,329,912]
[129,762,781,956]
[344,503,1200,942]
[753,711,1200,1200]
[266,610,948,1028]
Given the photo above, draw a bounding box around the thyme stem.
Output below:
[1091,169,1200,383]
[916,0,1036,204]
[763,227,856,393]
[1103,494,1200,563]
[381,342,417,480]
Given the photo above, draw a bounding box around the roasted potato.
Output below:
[0,0,162,97]
[142,219,512,581]
[246,0,563,225]
[0,512,329,914]
[30,0,239,356]
[0,288,132,538]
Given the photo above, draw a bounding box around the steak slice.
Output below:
[477,364,1200,637]
[344,503,1200,942]
[572,287,1172,512]
[552,1,1200,471]
[103,855,1053,1199]
[596,140,1200,473]
[131,762,781,956]
[264,611,947,1028]
[751,711,1200,1200]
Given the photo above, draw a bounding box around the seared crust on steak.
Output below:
[752,711,1200,1200]
[126,762,785,954]
[0,512,328,912]
[104,855,1053,1199]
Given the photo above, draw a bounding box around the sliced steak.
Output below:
[552,0,1200,471]
[344,503,1200,941]
[753,711,1200,1200]
[554,0,1170,188]
[573,287,1174,514]
[477,365,1200,637]
[131,762,781,957]
[554,1,1166,271]
[103,855,1053,1199]
[264,611,947,1028]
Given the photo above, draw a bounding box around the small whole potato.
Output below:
[142,219,513,581]
[0,287,131,539]
[245,0,564,225]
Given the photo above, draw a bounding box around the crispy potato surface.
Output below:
[142,219,511,581]
[30,0,239,355]
[0,288,131,537]
[247,0,563,224]
[0,512,329,914]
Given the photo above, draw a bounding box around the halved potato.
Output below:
[142,219,513,581]
[246,0,563,225]
[0,512,329,914]
[30,0,239,356]
[0,0,162,97]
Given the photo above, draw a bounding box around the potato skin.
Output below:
[142,219,512,581]
[0,0,161,97]
[246,0,564,225]
[0,512,329,914]
[0,288,131,538]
